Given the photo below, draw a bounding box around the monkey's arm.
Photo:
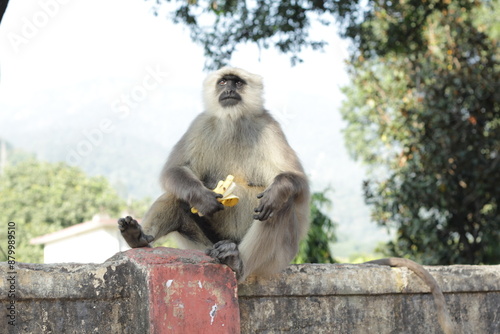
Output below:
[253,119,309,221]
[163,166,224,216]
[157,128,224,216]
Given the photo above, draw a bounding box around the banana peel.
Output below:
[191,175,239,216]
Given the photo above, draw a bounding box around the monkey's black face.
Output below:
[217,74,246,107]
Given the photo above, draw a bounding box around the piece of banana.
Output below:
[191,175,239,216]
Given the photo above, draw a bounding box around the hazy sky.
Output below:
[0,0,391,257]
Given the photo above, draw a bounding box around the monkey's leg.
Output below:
[119,192,219,250]
[118,216,154,248]
[208,209,299,282]
[206,240,244,280]
[118,193,184,248]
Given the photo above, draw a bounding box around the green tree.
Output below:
[151,0,361,69]
[0,160,126,263]
[294,191,337,264]
[153,0,500,264]
[340,1,499,264]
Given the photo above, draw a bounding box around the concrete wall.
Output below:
[2,256,149,333]
[239,264,500,334]
[0,248,239,334]
[1,247,499,334]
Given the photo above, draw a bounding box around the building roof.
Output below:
[30,214,120,245]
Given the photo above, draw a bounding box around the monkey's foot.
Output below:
[206,240,243,280]
[118,216,154,248]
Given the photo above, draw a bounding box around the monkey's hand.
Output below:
[191,175,238,216]
[118,216,154,248]
[254,174,299,221]
[253,188,290,221]
[190,189,224,216]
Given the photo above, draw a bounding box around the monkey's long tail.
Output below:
[365,258,455,334]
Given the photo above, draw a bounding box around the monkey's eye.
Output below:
[218,79,227,86]
[235,80,243,88]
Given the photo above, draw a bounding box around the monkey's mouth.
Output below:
[221,96,240,101]
[219,93,242,107]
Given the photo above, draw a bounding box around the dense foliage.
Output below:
[341,1,499,264]
[155,0,500,264]
[149,0,361,69]
[0,160,126,263]
[294,191,337,264]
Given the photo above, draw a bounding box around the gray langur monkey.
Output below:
[119,67,310,282]
[118,67,454,334]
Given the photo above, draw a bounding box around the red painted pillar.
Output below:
[124,247,240,334]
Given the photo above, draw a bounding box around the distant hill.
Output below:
[0,78,200,199]
[0,78,391,257]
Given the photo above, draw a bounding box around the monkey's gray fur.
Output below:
[119,67,310,282]
[118,67,456,333]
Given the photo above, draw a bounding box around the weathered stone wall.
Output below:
[1,258,148,334]
[1,248,499,334]
[0,248,239,334]
[239,264,500,334]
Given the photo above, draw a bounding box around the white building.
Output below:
[30,214,131,264]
